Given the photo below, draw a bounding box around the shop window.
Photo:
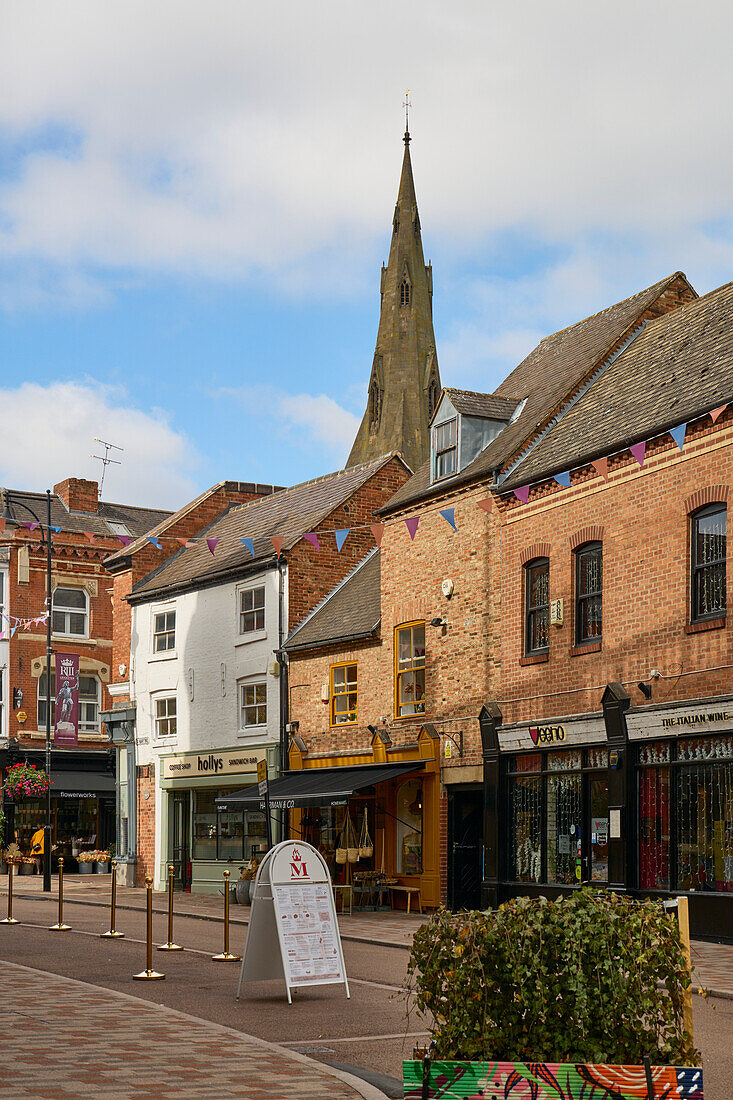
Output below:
[676,737,733,893]
[575,542,602,644]
[525,558,549,654]
[239,681,267,729]
[395,622,426,717]
[38,672,100,732]
[52,586,88,637]
[590,776,609,883]
[192,789,218,860]
[331,663,357,725]
[509,754,542,883]
[433,419,457,480]
[154,696,177,738]
[397,778,423,874]
[691,503,726,621]
[153,608,176,653]
[547,769,582,885]
[639,751,671,890]
[239,585,265,635]
[218,810,245,861]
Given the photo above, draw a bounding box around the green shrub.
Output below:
[406,889,699,1066]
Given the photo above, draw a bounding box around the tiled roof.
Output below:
[284,550,380,651]
[0,488,169,538]
[502,280,733,490]
[382,272,694,513]
[129,454,406,601]
[441,389,518,422]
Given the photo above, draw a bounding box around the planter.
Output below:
[19,863,35,875]
[403,1060,704,1100]
[78,863,94,875]
[235,879,251,905]
[94,862,110,874]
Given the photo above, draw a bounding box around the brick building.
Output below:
[0,477,168,867]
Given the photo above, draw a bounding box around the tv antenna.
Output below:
[90,438,124,499]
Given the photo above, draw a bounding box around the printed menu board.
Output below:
[273,882,343,985]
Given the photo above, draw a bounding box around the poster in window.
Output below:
[54,653,79,747]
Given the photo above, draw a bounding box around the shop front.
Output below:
[1,749,115,871]
[218,726,441,909]
[158,744,276,894]
[480,691,733,941]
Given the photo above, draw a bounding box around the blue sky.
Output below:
[3,2,733,507]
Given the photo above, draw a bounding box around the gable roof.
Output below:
[502,279,733,490]
[284,549,380,652]
[381,272,695,513]
[0,487,169,538]
[129,454,407,602]
[440,389,518,422]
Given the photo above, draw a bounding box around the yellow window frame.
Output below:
[394,621,426,719]
[330,662,358,726]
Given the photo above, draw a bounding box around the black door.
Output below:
[171,793,191,891]
[448,788,484,910]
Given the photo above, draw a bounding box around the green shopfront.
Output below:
[158,745,277,894]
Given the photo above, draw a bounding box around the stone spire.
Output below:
[346,128,441,472]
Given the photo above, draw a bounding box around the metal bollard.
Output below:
[49,858,71,931]
[0,861,20,925]
[212,870,241,961]
[100,859,124,938]
[158,864,183,951]
[133,877,165,981]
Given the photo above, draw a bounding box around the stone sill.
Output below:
[570,641,602,656]
[519,652,549,666]
[685,616,726,635]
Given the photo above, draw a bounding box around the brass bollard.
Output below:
[133,877,165,980]
[0,861,20,925]
[100,859,124,938]
[212,869,241,961]
[158,864,183,951]
[49,858,71,931]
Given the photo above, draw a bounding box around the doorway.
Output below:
[448,787,483,910]
[171,792,191,891]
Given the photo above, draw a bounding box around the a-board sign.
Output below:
[236,840,349,1004]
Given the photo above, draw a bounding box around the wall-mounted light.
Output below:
[637,682,653,700]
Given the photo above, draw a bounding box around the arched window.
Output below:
[524,558,549,655]
[427,379,439,421]
[575,542,602,644]
[368,380,381,429]
[400,279,411,307]
[52,586,88,637]
[691,503,726,621]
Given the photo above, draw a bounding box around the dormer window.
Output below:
[400,279,411,307]
[434,419,457,479]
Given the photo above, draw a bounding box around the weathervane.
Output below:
[403,89,411,143]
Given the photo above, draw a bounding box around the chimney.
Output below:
[54,478,99,514]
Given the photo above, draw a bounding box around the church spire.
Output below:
[346,120,441,472]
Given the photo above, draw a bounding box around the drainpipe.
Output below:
[275,558,289,843]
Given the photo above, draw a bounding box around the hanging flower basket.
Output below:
[3,763,49,800]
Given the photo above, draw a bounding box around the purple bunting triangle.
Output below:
[404,516,420,541]
[117,534,134,546]
[513,485,530,504]
[335,528,349,552]
[239,537,255,557]
[206,538,220,555]
[440,508,457,531]
[303,532,320,551]
[629,441,646,468]
[554,471,571,488]
[669,423,687,451]
[21,520,40,531]
[146,536,162,549]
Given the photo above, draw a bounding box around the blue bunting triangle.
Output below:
[335,528,349,552]
[440,508,457,531]
[554,471,571,488]
[239,537,254,557]
[669,423,687,451]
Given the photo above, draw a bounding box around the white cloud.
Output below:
[220,386,359,459]
[3,2,733,301]
[0,380,199,508]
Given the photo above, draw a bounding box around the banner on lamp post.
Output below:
[53,653,79,747]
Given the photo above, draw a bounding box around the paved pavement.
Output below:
[1,960,385,1099]
[4,873,732,998]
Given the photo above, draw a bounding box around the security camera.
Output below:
[430,616,445,627]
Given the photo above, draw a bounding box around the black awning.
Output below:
[50,771,116,794]
[216,760,424,812]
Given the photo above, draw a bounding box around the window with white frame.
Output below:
[38,672,100,732]
[239,586,265,635]
[153,608,176,653]
[0,669,4,736]
[154,696,177,737]
[0,571,5,622]
[239,681,267,729]
[52,586,89,637]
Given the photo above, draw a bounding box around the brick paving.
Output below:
[0,961,382,1098]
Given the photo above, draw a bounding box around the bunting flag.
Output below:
[554,471,571,488]
[11,625,17,638]
[270,536,284,558]
[303,532,320,551]
[0,631,4,640]
[710,404,728,423]
[405,516,420,541]
[669,423,687,451]
[629,441,646,468]
[175,537,194,547]
[370,523,385,547]
[117,534,134,546]
[335,528,350,552]
[21,521,40,531]
[0,518,5,534]
[477,498,492,513]
[513,486,530,504]
[50,525,62,533]
[146,536,162,549]
[206,538,220,555]
[240,537,255,557]
[84,532,96,543]
[440,507,457,531]
[592,457,609,482]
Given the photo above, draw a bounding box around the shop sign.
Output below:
[500,715,606,753]
[160,747,265,781]
[627,700,733,740]
[530,724,566,745]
